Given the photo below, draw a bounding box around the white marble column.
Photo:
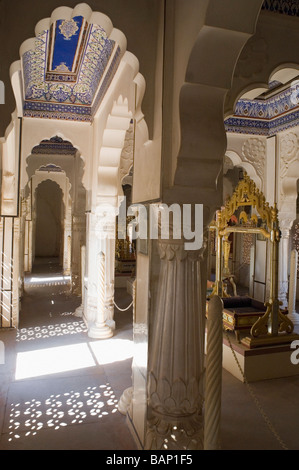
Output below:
[74,245,86,318]
[278,224,291,309]
[288,249,299,324]
[145,236,206,450]
[204,295,223,450]
[23,218,30,273]
[88,251,113,339]
[12,217,21,328]
[63,225,72,275]
[104,222,116,330]
[63,200,72,275]
[72,215,86,294]
[87,210,116,338]
[1,117,18,216]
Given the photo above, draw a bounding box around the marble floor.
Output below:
[0,259,299,451]
[0,259,137,451]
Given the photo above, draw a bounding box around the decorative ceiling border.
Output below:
[225,109,299,136]
[23,100,92,118]
[225,84,299,136]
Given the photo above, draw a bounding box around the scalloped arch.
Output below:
[32,172,70,219]
[235,64,299,105]
[21,4,120,57]
[96,62,149,210]
[225,150,262,189]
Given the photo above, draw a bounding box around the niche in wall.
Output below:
[35,180,63,258]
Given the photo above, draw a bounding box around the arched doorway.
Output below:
[22,137,87,297]
[34,179,63,263]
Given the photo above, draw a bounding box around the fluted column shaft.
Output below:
[87,211,116,338]
[145,237,206,450]
[278,228,290,309]
[288,249,299,324]
[88,251,113,339]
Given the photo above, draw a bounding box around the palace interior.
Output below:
[1,0,299,451]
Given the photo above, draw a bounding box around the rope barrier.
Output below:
[113,299,134,312]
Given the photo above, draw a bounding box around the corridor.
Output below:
[0,258,137,450]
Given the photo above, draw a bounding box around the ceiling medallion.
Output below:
[59,19,79,40]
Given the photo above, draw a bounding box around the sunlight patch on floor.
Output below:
[15,342,96,380]
[89,338,134,365]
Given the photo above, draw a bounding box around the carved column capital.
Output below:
[158,238,205,262]
[93,212,116,240]
[279,218,293,238]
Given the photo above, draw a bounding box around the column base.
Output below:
[145,413,204,450]
[74,304,83,317]
[88,322,113,339]
[106,318,116,330]
[118,387,133,415]
[288,312,299,325]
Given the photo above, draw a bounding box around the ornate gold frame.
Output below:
[210,172,295,347]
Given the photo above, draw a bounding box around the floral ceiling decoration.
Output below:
[22,15,121,121]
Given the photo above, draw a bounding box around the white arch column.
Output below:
[63,220,72,276]
[104,228,117,329]
[87,209,116,339]
[94,93,137,332]
[145,231,206,450]
[278,219,293,309]
[288,249,299,323]
[139,0,264,450]
[277,132,299,309]
[74,244,86,318]
[23,192,32,273]
[71,215,86,294]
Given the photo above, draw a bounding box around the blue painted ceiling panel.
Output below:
[51,16,83,73]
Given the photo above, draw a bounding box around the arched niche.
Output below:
[30,169,71,273]
[20,126,88,194]
[25,136,86,213]
[225,150,262,193]
[34,179,64,259]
